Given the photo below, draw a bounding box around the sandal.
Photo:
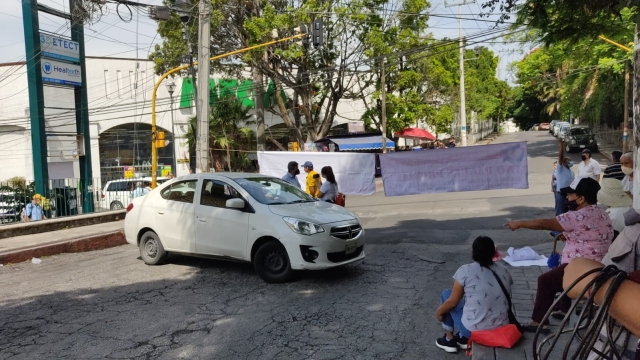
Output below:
[551,311,567,320]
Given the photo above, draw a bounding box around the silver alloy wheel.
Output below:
[144,238,158,259]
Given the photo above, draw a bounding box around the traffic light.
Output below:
[312,19,323,48]
[155,131,168,148]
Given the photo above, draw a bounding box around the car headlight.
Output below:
[589,139,594,143]
[283,217,325,236]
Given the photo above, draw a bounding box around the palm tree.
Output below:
[186,96,254,171]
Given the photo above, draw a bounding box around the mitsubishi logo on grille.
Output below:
[348,226,352,239]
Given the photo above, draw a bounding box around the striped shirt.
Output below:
[603,162,624,181]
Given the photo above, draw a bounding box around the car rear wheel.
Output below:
[140,231,167,265]
[110,201,124,210]
[254,241,294,283]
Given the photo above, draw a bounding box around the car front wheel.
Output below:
[139,231,167,265]
[254,241,294,283]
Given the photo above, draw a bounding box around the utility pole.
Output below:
[445,0,474,147]
[381,59,387,153]
[623,60,630,153]
[196,0,210,173]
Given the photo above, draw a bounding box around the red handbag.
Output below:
[468,324,522,350]
[335,193,346,207]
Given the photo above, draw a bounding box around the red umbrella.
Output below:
[394,128,436,141]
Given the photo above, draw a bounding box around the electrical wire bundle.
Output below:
[533,265,633,360]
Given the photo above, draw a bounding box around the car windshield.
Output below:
[569,128,592,136]
[234,177,316,205]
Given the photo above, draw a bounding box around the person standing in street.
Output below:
[281,161,302,189]
[603,150,624,180]
[318,166,339,202]
[554,139,575,216]
[578,149,601,182]
[132,182,149,199]
[302,161,321,198]
[23,194,46,222]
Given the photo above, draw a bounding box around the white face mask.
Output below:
[622,166,634,175]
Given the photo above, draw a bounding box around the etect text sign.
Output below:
[40,33,79,63]
[41,60,82,86]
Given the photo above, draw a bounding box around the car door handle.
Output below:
[197,216,206,222]
[157,211,164,215]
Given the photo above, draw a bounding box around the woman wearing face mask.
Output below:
[317,166,338,202]
[506,176,613,331]
[620,152,634,198]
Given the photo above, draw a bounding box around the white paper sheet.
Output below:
[503,255,549,267]
[257,152,376,195]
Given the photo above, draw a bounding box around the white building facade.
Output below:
[0,57,366,186]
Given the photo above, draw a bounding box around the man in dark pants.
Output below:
[551,139,575,237]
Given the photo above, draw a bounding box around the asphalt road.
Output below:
[0,131,612,359]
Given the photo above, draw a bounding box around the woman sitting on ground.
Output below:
[506,176,613,331]
[317,166,339,203]
[435,236,513,354]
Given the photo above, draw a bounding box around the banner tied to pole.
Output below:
[257,152,376,195]
[379,141,529,197]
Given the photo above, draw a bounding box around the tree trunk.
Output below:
[273,77,304,145]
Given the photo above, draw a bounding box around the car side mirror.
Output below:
[226,198,245,209]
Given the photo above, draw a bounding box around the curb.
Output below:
[0,210,126,240]
[0,231,126,265]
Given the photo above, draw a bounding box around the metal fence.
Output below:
[0,177,122,225]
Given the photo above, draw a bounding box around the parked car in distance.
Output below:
[549,120,561,133]
[539,123,550,131]
[558,124,571,139]
[553,121,570,137]
[530,124,540,131]
[124,173,365,283]
[101,177,169,210]
[563,126,598,153]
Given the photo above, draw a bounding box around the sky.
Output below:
[0,0,528,83]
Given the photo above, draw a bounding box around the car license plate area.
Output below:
[580,145,585,148]
[345,242,357,254]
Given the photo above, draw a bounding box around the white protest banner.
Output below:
[258,152,376,195]
[379,141,529,196]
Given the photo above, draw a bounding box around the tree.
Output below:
[480,0,637,45]
[507,6,635,132]
[151,0,371,145]
[185,96,254,171]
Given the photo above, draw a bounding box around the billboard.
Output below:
[40,33,80,63]
[41,59,82,86]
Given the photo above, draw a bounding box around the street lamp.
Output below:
[166,81,177,176]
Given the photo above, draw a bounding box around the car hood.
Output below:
[268,201,357,224]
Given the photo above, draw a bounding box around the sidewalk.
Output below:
[473,241,569,359]
[0,220,125,265]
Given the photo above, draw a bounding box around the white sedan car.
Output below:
[124,173,365,283]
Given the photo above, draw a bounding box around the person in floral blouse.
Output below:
[506,176,613,332]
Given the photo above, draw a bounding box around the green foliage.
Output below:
[185,96,255,171]
[508,7,635,130]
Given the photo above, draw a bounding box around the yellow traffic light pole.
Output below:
[598,35,632,52]
[151,33,306,188]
